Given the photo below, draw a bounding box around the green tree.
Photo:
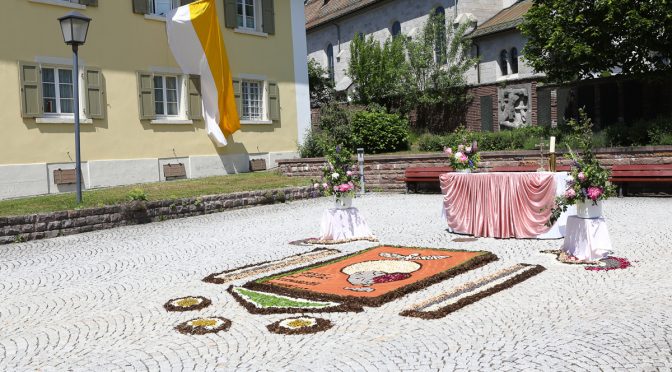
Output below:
[520,0,672,82]
[308,59,335,108]
[347,34,408,105]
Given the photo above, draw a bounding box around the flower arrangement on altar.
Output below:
[547,110,616,225]
[315,146,359,205]
[443,141,480,172]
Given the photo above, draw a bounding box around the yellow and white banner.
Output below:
[166,0,240,146]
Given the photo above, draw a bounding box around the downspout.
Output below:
[475,43,481,84]
[454,0,458,19]
[334,23,341,55]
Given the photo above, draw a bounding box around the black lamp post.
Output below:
[58,12,91,204]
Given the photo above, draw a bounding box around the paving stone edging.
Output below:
[0,186,322,245]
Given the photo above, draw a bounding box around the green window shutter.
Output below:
[79,0,98,6]
[18,61,42,118]
[232,79,242,117]
[132,0,149,14]
[137,71,155,120]
[268,81,280,121]
[85,68,105,119]
[224,0,237,28]
[261,0,275,35]
[187,75,203,120]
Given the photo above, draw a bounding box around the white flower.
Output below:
[331,172,340,179]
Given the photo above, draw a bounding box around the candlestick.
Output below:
[549,136,556,153]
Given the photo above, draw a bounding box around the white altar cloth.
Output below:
[562,215,612,261]
[319,207,376,243]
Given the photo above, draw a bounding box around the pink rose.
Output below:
[346,170,353,176]
[564,188,576,199]
[444,147,453,155]
[578,172,586,182]
[322,183,328,189]
[461,154,468,162]
[586,186,603,201]
[333,186,339,192]
[348,181,354,188]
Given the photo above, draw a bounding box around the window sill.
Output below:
[36,117,93,124]
[496,73,520,82]
[150,119,194,125]
[241,120,273,125]
[29,0,86,9]
[144,14,167,22]
[234,28,268,38]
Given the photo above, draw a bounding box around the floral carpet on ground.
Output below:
[242,246,497,307]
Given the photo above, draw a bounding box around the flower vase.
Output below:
[457,169,471,173]
[576,200,603,219]
[334,195,353,209]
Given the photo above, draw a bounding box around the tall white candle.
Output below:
[549,136,556,153]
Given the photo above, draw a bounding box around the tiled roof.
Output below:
[305,0,382,30]
[468,0,532,39]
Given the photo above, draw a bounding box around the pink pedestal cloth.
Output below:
[562,216,612,261]
[440,172,557,239]
[319,207,376,243]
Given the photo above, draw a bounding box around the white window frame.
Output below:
[149,71,193,125]
[238,75,271,124]
[42,66,75,116]
[34,62,92,124]
[28,0,86,10]
[153,74,182,118]
[148,0,180,16]
[241,79,265,121]
[236,0,261,31]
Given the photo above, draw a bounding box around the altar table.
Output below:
[440,172,574,239]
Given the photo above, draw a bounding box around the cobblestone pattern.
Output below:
[0,186,321,246]
[0,195,671,370]
[279,147,672,192]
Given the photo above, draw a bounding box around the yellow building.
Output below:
[0,0,310,199]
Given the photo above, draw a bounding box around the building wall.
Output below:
[0,0,309,199]
[306,0,505,90]
[469,30,540,85]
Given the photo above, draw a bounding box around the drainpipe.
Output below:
[475,43,481,84]
[455,0,458,19]
[333,23,342,55]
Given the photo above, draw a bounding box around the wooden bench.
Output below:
[610,164,672,196]
[491,165,571,172]
[402,166,453,193]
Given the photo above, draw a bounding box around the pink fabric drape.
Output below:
[440,172,557,239]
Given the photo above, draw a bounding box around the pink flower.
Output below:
[444,147,453,155]
[586,186,603,201]
[322,183,328,189]
[458,144,464,152]
[578,172,586,182]
[348,181,355,188]
[564,188,576,199]
[465,146,472,155]
[461,154,468,162]
[333,185,339,192]
[346,170,353,176]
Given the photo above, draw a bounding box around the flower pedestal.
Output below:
[561,215,612,261]
[315,205,377,244]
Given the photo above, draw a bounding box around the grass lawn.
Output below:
[0,171,311,217]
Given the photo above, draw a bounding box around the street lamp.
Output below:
[357,148,365,195]
[58,12,91,204]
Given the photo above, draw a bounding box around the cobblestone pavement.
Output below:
[1,194,671,371]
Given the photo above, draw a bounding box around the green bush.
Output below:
[299,130,333,158]
[127,188,147,201]
[417,133,445,151]
[351,109,410,154]
[604,116,672,147]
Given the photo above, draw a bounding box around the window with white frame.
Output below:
[237,0,258,30]
[154,75,180,117]
[42,67,74,115]
[241,80,264,120]
[149,0,179,16]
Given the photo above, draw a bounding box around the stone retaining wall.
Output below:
[278,146,672,192]
[0,186,322,245]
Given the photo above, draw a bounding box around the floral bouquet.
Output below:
[547,111,616,226]
[315,146,359,205]
[444,141,480,172]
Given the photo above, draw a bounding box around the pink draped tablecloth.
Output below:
[440,172,557,239]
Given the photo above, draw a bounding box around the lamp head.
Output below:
[58,11,91,46]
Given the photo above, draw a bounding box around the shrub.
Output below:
[127,188,147,201]
[299,130,333,158]
[417,133,445,152]
[351,108,410,154]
